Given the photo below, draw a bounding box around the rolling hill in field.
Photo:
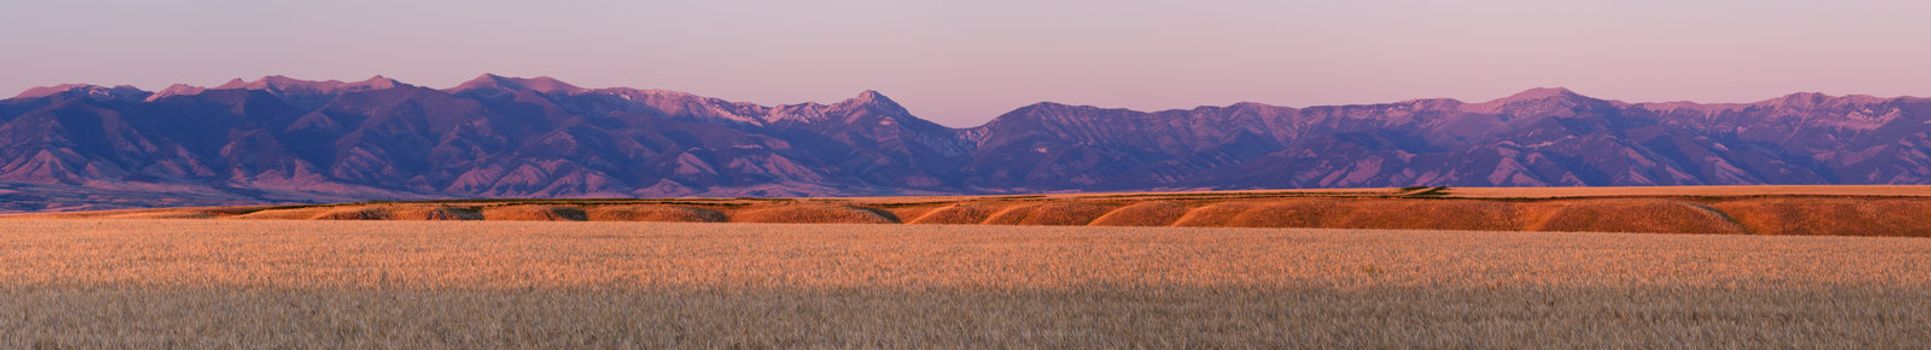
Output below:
[16,186,1931,237]
[6,75,1931,211]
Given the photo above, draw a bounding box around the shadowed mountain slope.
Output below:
[3,76,1929,211]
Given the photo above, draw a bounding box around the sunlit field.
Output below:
[2,219,1927,348]
[15,186,1931,236]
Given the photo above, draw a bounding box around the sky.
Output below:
[3,0,1929,127]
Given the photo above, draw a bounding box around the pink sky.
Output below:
[4,0,1929,126]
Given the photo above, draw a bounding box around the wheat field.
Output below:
[1,219,1928,348]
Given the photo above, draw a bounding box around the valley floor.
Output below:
[1,220,1927,348]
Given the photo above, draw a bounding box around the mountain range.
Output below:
[3,74,1928,211]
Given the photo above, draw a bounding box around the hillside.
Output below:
[16,186,1931,237]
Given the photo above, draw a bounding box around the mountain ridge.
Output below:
[27,78,1925,124]
[5,75,1931,212]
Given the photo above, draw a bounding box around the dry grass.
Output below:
[228,207,334,220]
[1325,199,1522,231]
[1524,199,1745,234]
[1225,199,1335,228]
[1184,199,1523,231]
[101,209,225,220]
[731,205,899,224]
[16,186,1931,237]
[481,205,588,221]
[981,202,1118,226]
[906,203,999,224]
[0,220,1927,348]
[310,207,395,220]
[1088,201,1188,226]
[583,205,726,223]
[1713,198,1931,236]
[400,206,486,221]
[1169,202,1257,227]
[1443,185,1931,198]
[311,205,482,221]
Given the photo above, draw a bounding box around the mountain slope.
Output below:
[3,76,1929,211]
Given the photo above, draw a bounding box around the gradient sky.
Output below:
[4,0,1929,126]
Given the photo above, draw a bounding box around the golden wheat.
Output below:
[0,220,1926,348]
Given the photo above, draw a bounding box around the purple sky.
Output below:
[4,0,1930,126]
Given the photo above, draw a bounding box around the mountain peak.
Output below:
[213,75,405,95]
[144,84,209,102]
[1763,91,1891,109]
[982,102,1102,125]
[1494,87,1584,102]
[1465,87,1602,113]
[1020,101,1075,109]
[12,84,150,101]
[449,74,584,95]
[853,89,889,102]
[844,90,903,109]
[13,84,90,99]
[214,75,295,90]
[355,75,402,89]
[767,90,914,124]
